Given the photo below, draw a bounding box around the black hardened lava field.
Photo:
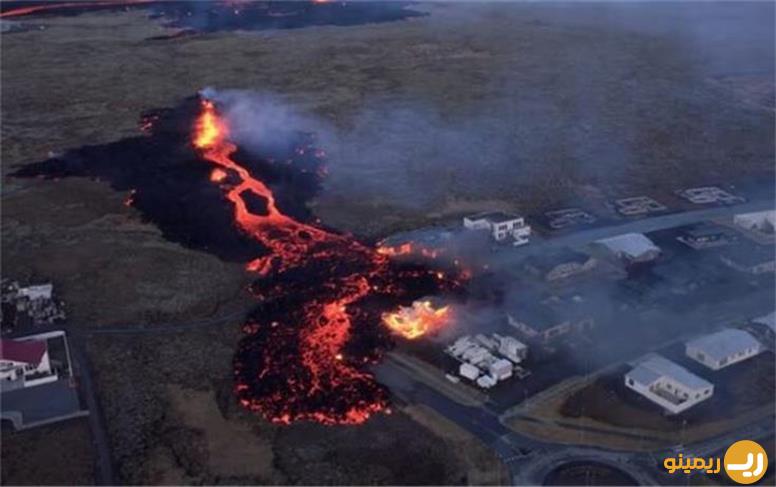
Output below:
[13,95,465,425]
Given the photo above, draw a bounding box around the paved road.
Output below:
[496,199,774,260]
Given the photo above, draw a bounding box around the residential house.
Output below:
[625,354,713,414]
[685,329,762,370]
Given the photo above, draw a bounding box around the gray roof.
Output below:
[468,211,520,224]
[627,354,711,390]
[686,329,761,361]
[596,233,659,259]
[752,311,776,332]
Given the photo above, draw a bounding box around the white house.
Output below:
[463,211,531,246]
[734,210,775,234]
[624,354,713,414]
[595,233,661,265]
[685,329,762,370]
[752,311,776,341]
[0,337,57,387]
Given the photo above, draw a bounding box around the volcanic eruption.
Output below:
[13,91,464,425]
[191,96,464,425]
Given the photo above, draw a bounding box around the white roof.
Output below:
[736,210,775,225]
[687,329,761,361]
[627,354,711,391]
[753,311,776,332]
[596,233,659,259]
[459,363,479,380]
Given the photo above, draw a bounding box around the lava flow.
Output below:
[193,98,463,425]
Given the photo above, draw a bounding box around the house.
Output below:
[0,337,58,387]
[594,233,661,265]
[17,283,53,301]
[677,224,736,250]
[463,211,531,246]
[751,312,776,341]
[719,243,775,274]
[524,248,598,282]
[685,329,762,370]
[506,297,594,344]
[625,354,713,414]
[734,210,775,234]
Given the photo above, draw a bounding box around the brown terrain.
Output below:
[1,1,773,484]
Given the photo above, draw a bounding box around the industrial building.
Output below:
[594,233,661,265]
[625,354,714,414]
[685,329,762,370]
[463,211,531,246]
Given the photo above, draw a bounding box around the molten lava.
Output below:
[382,300,450,340]
[192,97,464,425]
[0,0,154,19]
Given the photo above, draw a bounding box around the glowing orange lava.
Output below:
[0,0,154,19]
[382,300,450,340]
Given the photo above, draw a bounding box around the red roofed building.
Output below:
[1,338,55,385]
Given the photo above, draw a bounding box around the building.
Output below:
[595,233,661,265]
[447,333,527,387]
[463,211,531,246]
[625,354,714,414]
[17,284,53,301]
[719,243,775,274]
[489,358,513,381]
[676,224,736,250]
[507,297,594,344]
[686,329,761,370]
[734,210,776,234]
[492,333,528,363]
[0,337,58,387]
[524,248,598,282]
[459,362,479,381]
[676,186,744,205]
[751,312,776,341]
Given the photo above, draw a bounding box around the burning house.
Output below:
[463,211,531,246]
